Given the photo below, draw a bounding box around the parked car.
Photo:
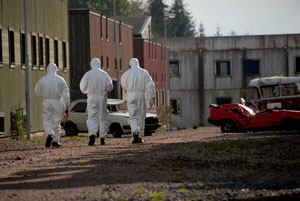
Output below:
[208,102,300,133]
[248,76,300,111]
[62,99,161,137]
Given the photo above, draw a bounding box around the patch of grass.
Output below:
[134,188,145,194]
[178,188,189,193]
[63,136,88,140]
[151,191,165,201]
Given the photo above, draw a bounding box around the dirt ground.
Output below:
[0,127,300,201]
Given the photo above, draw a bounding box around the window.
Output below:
[54,39,59,67]
[38,35,44,69]
[244,59,259,76]
[114,58,117,71]
[0,27,2,64]
[45,37,50,66]
[216,61,230,76]
[171,99,181,114]
[108,81,118,99]
[106,57,109,70]
[170,60,179,77]
[162,90,165,106]
[31,34,37,68]
[100,15,103,39]
[119,21,122,43]
[105,17,108,40]
[20,32,25,66]
[0,112,4,134]
[296,57,300,73]
[156,91,159,106]
[62,41,67,70]
[8,29,15,66]
[216,97,231,105]
[119,59,122,71]
[71,102,87,113]
[101,56,104,68]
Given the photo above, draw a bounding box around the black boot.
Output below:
[132,134,144,144]
[89,135,96,146]
[52,142,61,147]
[101,138,105,145]
[45,135,53,148]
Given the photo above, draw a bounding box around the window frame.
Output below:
[8,28,15,68]
[45,36,50,66]
[295,56,300,74]
[20,30,26,69]
[170,60,180,77]
[54,37,59,67]
[31,32,37,70]
[38,34,44,70]
[216,60,231,77]
[171,99,181,115]
[0,26,3,67]
[244,59,260,76]
[0,112,4,134]
[62,40,67,71]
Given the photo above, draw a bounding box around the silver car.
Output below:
[62,99,160,137]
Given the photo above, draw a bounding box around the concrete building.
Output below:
[117,16,170,107]
[157,34,300,128]
[69,9,133,101]
[0,0,69,136]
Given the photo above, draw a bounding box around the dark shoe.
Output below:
[132,135,144,144]
[89,135,96,146]
[52,142,61,147]
[100,138,105,145]
[45,135,53,147]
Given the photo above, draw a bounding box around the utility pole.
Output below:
[113,0,121,99]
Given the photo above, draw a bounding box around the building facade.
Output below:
[0,0,69,136]
[162,34,300,128]
[69,9,133,101]
[118,16,170,108]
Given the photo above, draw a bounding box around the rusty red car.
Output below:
[208,103,300,132]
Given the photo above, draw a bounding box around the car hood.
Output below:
[109,111,157,118]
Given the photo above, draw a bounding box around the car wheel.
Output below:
[280,118,298,131]
[64,122,79,136]
[111,124,123,138]
[221,119,236,133]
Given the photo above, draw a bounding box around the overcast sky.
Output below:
[162,0,300,36]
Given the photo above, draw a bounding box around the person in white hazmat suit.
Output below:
[80,58,113,146]
[35,63,70,148]
[121,58,155,143]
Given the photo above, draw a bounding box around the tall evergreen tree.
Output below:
[198,21,205,37]
[168,0,196,37]
[148,0,166,37]
[69,0,145,17]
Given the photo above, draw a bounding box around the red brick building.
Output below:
[118,16,170,107]
[69,9,133,100]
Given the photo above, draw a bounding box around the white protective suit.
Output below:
[80,58,113,138]
[121,58,156,135]
[35,63,70,142]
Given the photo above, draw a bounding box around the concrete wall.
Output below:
[162,34,300,128]
[0,0,69,136]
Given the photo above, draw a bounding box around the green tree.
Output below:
[198,21,205,37]
[168,0,196,37]
[148,0,166,37]
[69,0,145,17]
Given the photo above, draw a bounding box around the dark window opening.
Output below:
[119,59,122,71]
[38,36,44,67]
[170,60,179,77]
[162,91,165,106]
[9,30,15,64]
[0,28,2,63]
[31,35,37,67]
[119,21,122,43]
[54,39,58,67]
[216,97,232,105]
[45,38,50,66]
[244,59,259,76]
[106,57,109,69]
[0,115,4,133]
[108,81,121,99]
[20,32,25,65]
[62,41,67,69]
[101,56,104,68]
[296,57,300,73]
[71,102,87,113]
[171,99,181,114]
[216,61,230,76]
[105,17,108,39]
[100,15,103,38]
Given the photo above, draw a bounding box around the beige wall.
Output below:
[0,0,69,136]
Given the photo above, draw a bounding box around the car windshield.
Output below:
[240,104,255,116]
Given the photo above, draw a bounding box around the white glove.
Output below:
[149,97,155,108]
